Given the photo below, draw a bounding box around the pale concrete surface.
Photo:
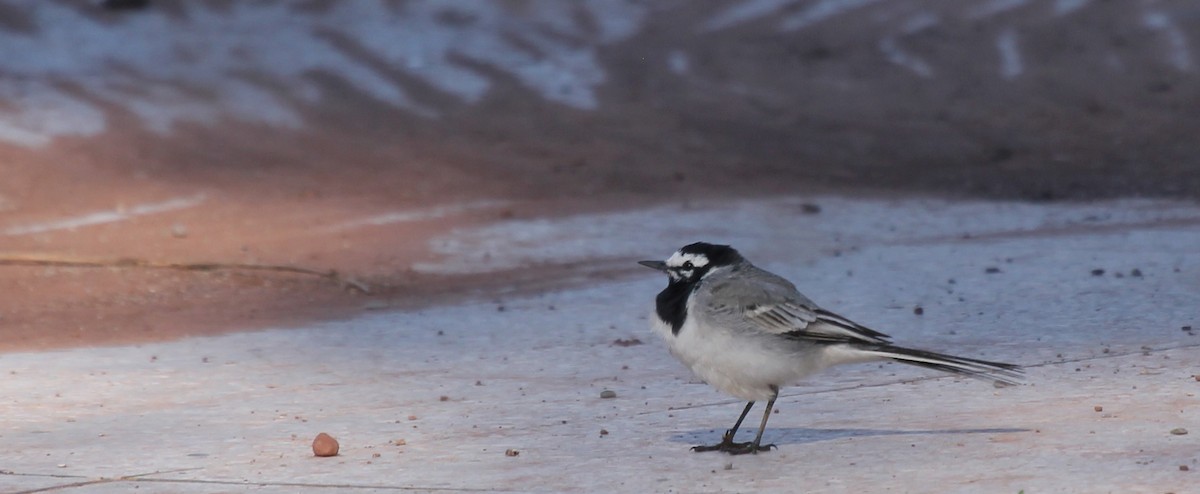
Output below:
[3,196,1198,493]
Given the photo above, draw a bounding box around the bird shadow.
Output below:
[671,426,1028,446]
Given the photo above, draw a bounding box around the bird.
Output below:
[638,242,1022,455]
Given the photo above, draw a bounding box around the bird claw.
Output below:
[691,441,776,455]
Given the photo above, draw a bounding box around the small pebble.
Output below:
[985,267,1001,274]
[1091,269,1105,276]
[800,203,821,214]
[1093,405,1103,412]
[600,390,617,399]
[1183,326,1193,332]
[724,463,734,471]
[312,432,339,457]
[913,306,924,316]
[505,449,519,457]
[1181,465,1190,471]
[599,429,609,436]
[1130,268,1143,277]
[1170,428,1188,436]
[612,338,643,347]
[439,396,449,402]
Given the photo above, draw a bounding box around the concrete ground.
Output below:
[3,195,1197,493]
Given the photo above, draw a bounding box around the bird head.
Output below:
[639,242,743,284]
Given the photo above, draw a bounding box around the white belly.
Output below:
[651,309,829,402]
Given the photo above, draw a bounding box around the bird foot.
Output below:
[691,441,776,455]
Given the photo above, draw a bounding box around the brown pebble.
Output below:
[505,449,519,457]
[1170,428,1188,435]
[600,390,617,399]
[372,453,381,458]
[439,395,449,402]
[312,433,339,457]
[913,306,924,315]
[1094,406,1103,412]
[1180,465,1190,471]
[407,415,418,420]
[599,429,609,436]
[393,438,407,445]
[1193,375,1200,382]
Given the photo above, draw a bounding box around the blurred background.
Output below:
[2,0,1197,350]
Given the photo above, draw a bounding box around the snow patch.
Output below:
[901,12,940,34]
[668,50,691,75]
[780,0,884,31]
[997,28,1023,79]
[880,37,934,78]
[0,84,106,147]
[1143,10,1193,72]
[1053,0,1091,16]
[702,0,799,32]
[966,0,1030,19]
[0,1,648,146]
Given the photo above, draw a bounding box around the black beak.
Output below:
[638,260,668,272]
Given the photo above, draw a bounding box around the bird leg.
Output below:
[692,388,779,455]
[738,390,779,455]
[692,400,760,453]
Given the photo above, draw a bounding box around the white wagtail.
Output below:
[639,242,1022,455]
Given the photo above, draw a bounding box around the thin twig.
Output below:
[0,253,370,293]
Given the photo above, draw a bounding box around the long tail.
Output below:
[858,344,1024,385]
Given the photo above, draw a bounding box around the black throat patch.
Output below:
[651,243,744,335]
[655,278,700,335]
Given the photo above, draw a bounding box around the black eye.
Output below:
[683,261,694,269]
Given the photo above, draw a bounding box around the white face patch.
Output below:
[664,252,710,281]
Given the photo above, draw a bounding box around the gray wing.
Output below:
[699,265,892,345]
